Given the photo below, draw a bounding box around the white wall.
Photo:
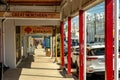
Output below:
[4,19,16,68]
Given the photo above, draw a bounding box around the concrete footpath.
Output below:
[3,45,75,80]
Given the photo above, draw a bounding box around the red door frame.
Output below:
[105,0,114,80]
[79,10,85,80]
[60,21,65,68]
[67,17,72,74]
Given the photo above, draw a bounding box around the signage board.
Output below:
[22,26,53,34]
[0,11,60,19]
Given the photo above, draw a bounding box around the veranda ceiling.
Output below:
[0,0,104,20]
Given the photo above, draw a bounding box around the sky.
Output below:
[64,2,105,28]
[87,2,104,14]
[64,1,120,29]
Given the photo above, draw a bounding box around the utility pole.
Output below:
[94,13,96,42]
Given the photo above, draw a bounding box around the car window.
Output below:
[64,41,68,46]
[119,48,120,52]
[76,48,79,52]
[87,50,93,56]
[72,39,79,46]
[91,48,105,55]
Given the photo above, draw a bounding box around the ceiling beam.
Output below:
[81,0,104,10]
[8,5,60,12]
[5,0,62,6]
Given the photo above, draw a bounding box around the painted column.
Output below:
[23,35,27,58]
[67,17,72,74]
[1,19,5,80]
[52,36,55,58]
[60,35,62,64]
[105,0,113,80]
[50,36,53,58]
[54,27,58,62]
[79,10,86,80]
[114,0,119,80]
[60,22,65,68]
[2,19,6,66]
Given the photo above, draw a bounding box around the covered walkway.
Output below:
[0,0,119,80]
[3,45,75,80]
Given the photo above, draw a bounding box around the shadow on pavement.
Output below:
[58,63,105,80]
[86,73,105,80]
[3,68,22,80]
[59,68,78,80]
[17,55,34,68]
[3,55,34,80]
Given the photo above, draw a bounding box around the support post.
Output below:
[79,10,86,80]
[1,19,4,80]
[54,27,58,62]
[60,35,62,64]
[52,36,55,58]
[1,19,7,80]
[50,36,53,58]
[66,17,72,76]
[60,22,65,69]
[114,0,119,80]
[105,0,113,80]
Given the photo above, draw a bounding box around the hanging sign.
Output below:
[0,12,4,17]
[0,11,60,19]
[32,27,53,33]
[22,26,53,34]
[24,26,32,33]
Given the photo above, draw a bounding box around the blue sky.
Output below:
[87,2,104,14]
[64,2,105,28]
[64,1,120,28]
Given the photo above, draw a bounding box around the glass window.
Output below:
[91,48,105,55]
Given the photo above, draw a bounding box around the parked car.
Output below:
[72,38,79,46]
[76,44,120,76]
[77,44,105,74]
[71,46,79,68]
